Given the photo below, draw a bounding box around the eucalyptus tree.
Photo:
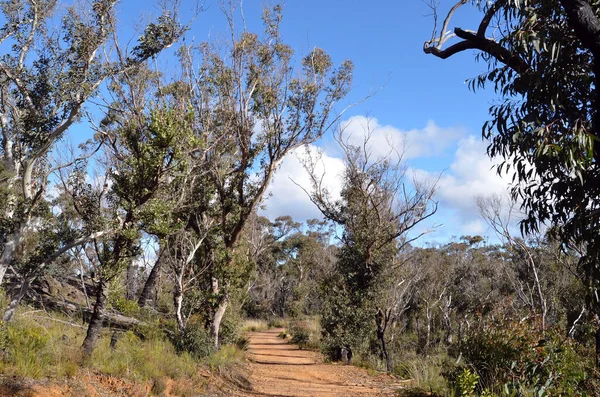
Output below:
[304,126,438,371]
[67,105,195,355]
[177,4,353,348]
[423,0,600,358]
[0,0,186,305]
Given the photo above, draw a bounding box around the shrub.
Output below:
[203,345,244,373]
[109,297,140,316]
[170,323,213,359]
[290,327,310,348]
[454,368,479,397]
[289,318,320,350]
[460,309,597,396]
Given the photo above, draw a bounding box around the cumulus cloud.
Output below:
[412,136,521,240]
[339,116,466,160]
[261,116,517,242]
[261,145,345,222]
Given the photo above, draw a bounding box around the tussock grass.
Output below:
[91,331,197,382]
[0,307,202,385]
[241,318,269,333]
[267,317,287,328]
[203,344,245,372]
[0,312,85,379]
[393,353,449,394]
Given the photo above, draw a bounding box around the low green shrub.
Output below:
[460,308,598,396]
[169,322,213,359]
[454,368,479,397]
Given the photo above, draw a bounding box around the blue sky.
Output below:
[92,1,513,243]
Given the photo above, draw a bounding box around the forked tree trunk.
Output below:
[376,308,392,372]
[82,277,109,356]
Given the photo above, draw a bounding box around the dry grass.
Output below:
[241,318,269,333]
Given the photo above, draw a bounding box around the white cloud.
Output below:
[435,136,511,214]
[412,135,521,240]
[261,117,518,242]
[261,145,345,222]
[339,116,466,160]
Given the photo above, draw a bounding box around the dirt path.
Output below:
[241,328,405,397]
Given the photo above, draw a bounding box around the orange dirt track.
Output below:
[237,328,407,397]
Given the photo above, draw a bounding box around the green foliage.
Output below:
[454,368,479,397]
[203,345,245,373]
[290,326,310,348]
[2,323,51,379]
[91,331,197,382]
[169,322,213,360]
[424,0,600,318]
[460,309,597,396]
[109,297,140,317]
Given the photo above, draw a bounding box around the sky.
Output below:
[95,1,516,244]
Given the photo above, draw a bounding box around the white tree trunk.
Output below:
[0,224,25,286]
[211,295,229,349]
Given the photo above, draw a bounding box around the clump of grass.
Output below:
[267,317,286,328]
[241,318,268,332]
[0,312,85,379]
[289,317,320,350]
[0,307,202,385]
[393,353,449,394]
[150,376,168,395]
[91,331,197,382]
[170,380,199,397]
[203,345,245,373]
[277,331,288,339]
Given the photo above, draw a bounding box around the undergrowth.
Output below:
[0,304,245,389]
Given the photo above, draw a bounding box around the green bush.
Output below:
[454,368,479,397]
[460,309,597,396]
[110,297,140,316]
[290,327,310,348]
[169,323,213,359]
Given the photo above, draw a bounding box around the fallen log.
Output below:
[31,294,146,330]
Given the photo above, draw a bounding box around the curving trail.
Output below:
[240,328,404,397]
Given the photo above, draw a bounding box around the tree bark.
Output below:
[0,225,25,286]
[174,273,185,332]
[138,254,162,308]
[376,308,392,372]
[211,292,229,350]
[125,260,137,300]
[2,278,30,323]
[82,277,109,356]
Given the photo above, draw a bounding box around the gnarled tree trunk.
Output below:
[82,277,109,356]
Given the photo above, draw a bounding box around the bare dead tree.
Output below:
[476,194,548,334]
